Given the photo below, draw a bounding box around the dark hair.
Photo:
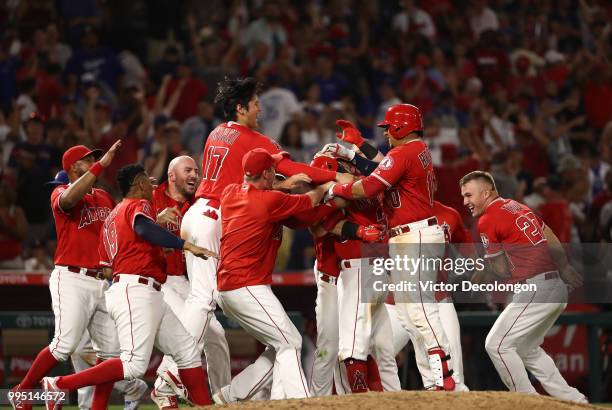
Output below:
[459,170,498,191]
[279,121,302,148]
[117,164,145,197]
[214,76,261,121]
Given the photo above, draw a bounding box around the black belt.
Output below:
[113,275,162,291]
[67,266,105,280]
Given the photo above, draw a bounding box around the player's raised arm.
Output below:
[59,140,122,210]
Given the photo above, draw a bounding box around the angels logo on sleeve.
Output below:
[378,156,394,171]
[480,233,490,249]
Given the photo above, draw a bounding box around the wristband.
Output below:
[89,162,103,177]
[341,221,359,240]
[359,142,379,160]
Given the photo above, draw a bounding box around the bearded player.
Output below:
[179,77,353,393]
[149,155,199,408]
[326,104,456,390]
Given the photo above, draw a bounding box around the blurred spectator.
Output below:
[490,149,526,201]
[44,23,72,69]
[64,26,124,100]
[392,0,436,39]
[313,53,348,104]
[16,77,38,121]
[163,60,207,122]
[9,113,58,246]
[374,82,401,146]
[537,176,573,243]
[144,120,184,183]
[279,120,306,163]
[469,0,500,39]
[24,240,53,271]
[258,76,302,141]
[237,0,287,66]
[182,100,219,157]
[0,181,27,269]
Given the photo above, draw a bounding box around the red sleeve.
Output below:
[263,191,313,222]
[129,200,156,229]
[321,210,344,231]
[276,158,336,184]
[478,214,503,258]
[51,185,70,214]
[284,201,337,229]
[369,150,406,190]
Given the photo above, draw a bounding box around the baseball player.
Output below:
[148,156,199,409]
[385,198,473,391]
[327,104,456,390]
[9,141,134,410]
[460,170,587,403]
[179,76,352,394]
[41,164,217,410]
[42,170,148,410]
[212,148,333,401]
[314,155,400,394]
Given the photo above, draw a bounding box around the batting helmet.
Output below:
[310,155,338,172]
[377,103,423,139]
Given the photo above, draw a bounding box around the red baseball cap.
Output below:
[242,148,284,177]
[62,145,103,171]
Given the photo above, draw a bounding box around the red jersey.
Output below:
[217,183,313,291]
[51,185,115,269]
[152,182,193,276]
[99,198,167,284]
[335,194,387,260]
[314,234,340,277]
[433,200,475,301]
[477,197,557,283]
[370,139,435,227]
[195,122,282,204]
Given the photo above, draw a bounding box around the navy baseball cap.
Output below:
[46,170,69,185]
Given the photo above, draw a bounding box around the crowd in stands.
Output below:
[0,0,611,271]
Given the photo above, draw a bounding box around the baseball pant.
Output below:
[485,273,587,403]
[310,264,342,397]
[105,275,202,380]
[181,198,231,392]
[49,266,119,361]
[218,285,310,400]
[70,332,147,409]
[338,258,401,390]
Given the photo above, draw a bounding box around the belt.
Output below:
[518,271,559,284]
[318,272,338,285]
[66,266,105,280]
[389,217,437,238]
[113,274,162,291]
[341,258,378,269]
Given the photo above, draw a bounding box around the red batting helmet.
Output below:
[310,155,338,172]
[377,103,423,139]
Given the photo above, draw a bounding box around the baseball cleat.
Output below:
[41,377,63,410]
[159,370,188,400]
[212,390,228,404]
[150,389,179,410]
[8,385,33,410]
[123,379,149,410]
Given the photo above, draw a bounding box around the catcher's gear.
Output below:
[377,103,423,139]
[335,120,365,147]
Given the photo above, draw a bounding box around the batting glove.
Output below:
[336,119,365,147]
[321,143,355,160]
[356,224,386,243]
